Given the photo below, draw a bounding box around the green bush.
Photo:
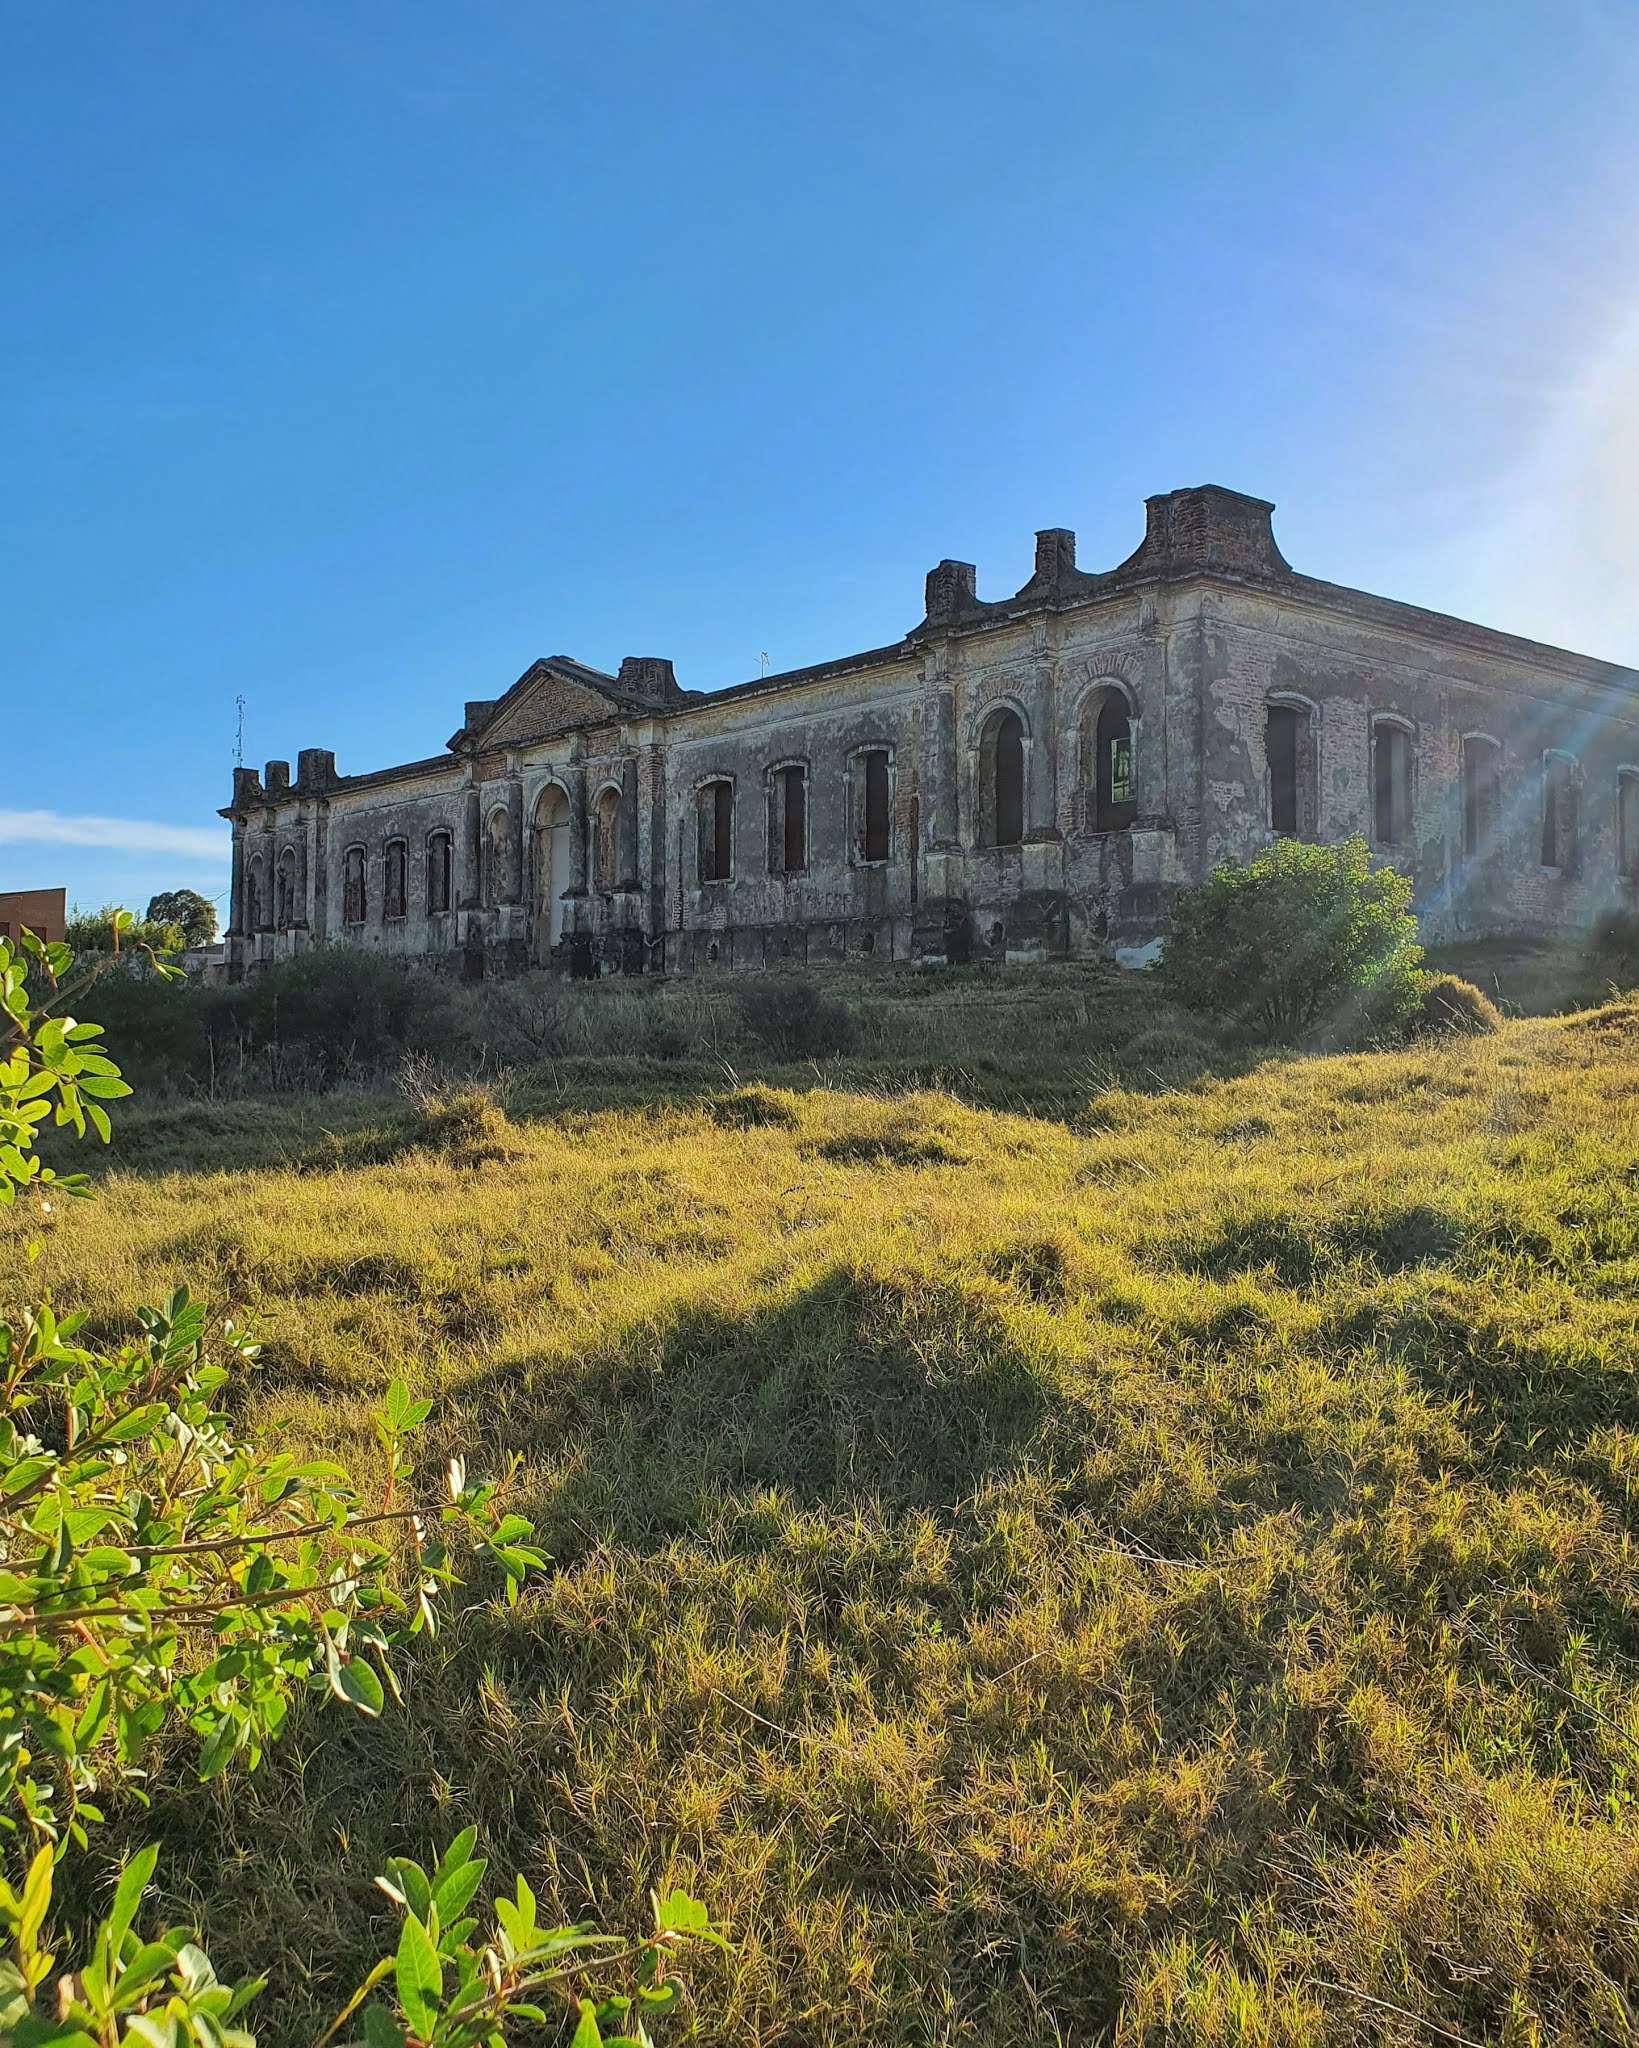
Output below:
[1409,970,1502,1038]
[1161,835,1422,1042]
[79,948,475,1093]
[734,975,854,1059]
[71,960,212,1090]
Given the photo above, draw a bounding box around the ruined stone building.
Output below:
[224,484,1639,979]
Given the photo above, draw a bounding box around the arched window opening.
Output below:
[275,847,297,929]
[1373,721,1413,847]
[1620,772,1639,881]
[246,858,265,933]
[426,830,453,914]
[383,839,408,920]
[697,780,733,883]
[979,709,1025,849]
[1267,702,1315,839]
[1542,753,1579,870]
[855,750,891,863]
[1083,691,1136,833]
[769,765,807,875]
[484,808,508,907]
[1462,737,1502,859]
[592,787,622,894]
[342,846,367,926]
[533,787,570,954]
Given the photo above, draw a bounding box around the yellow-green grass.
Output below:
[10,1006,1639,2044]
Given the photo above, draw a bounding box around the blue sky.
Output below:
[6,0,1639,915]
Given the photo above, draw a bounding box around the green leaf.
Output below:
[428,1856,484,1926]
[653,1888,729,1949]
[106,1842,159,1959]
[569,2002,604,2048]
[335,1657,385,1718]
[18,1844,54,1954]
[393,1914,442,2041]
[361,2004,408,2048]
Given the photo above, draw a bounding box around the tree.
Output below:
[0,921,719,2044]
[1159,834,1423,1042]
[144,890,218,949]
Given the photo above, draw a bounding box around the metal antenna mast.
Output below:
[234,695,246,768]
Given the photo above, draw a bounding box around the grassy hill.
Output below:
[8,975,1639,2045]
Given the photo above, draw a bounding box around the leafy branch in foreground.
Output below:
[0,921,174,1209]
[0,920,720,2043]
[0,1287,544,1846]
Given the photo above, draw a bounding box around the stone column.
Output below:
[503,778,523,903]
[567,763,589,895]
[619,757,640,888]
[930,682,959,847]
[227,819,246,939]
[459,782,482,910]
[1026,662,1057,840]
[311,803,329,941]
[294,806,310,930]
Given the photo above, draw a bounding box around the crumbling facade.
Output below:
[223,485,1639,978]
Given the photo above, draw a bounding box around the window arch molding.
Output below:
[1073,674,1135,723]
[966,692,1031,750]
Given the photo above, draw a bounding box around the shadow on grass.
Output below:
[441,1263,1056,1547]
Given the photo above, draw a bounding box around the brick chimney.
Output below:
[1126,487,1291,580]
[616,657,679,704]
[923,559,979,621]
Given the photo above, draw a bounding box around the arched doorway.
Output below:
[534,786,570,960]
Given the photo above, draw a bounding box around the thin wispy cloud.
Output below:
[0,810,228,863]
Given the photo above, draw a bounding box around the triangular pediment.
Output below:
[451,659,627,752]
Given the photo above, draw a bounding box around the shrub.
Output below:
[735,975,854,1059]
[1409,971,1502,1038]
[72,960,212,1089]
[65,902,185,956]
[1585,910,1639,993]
[1161,835,1422,1042]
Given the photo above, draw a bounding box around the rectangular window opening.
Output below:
[698,781,733,883]
[1373,724,1412,846]
[1542,756,1578,870]
[1621,775,1639,880]
[771,766,806,875]
[862,750,890,863]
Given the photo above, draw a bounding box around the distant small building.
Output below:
[0,888,66,947]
